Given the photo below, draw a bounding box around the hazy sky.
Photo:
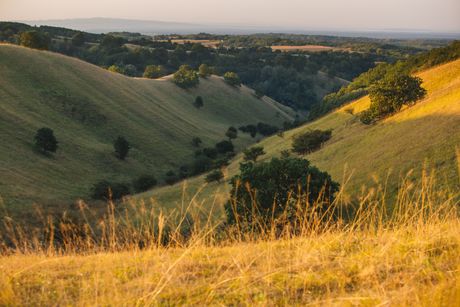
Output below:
[1,0,459,32]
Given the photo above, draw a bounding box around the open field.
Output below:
[0,44,292,212]
[1,170,459,305]
[271,45,350,52]
[141,58,460,211]
[170,39,222,48]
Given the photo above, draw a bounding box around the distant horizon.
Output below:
[1,0,459,34]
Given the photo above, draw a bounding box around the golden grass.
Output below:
[1,166,459,305]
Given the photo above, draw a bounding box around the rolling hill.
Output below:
[0,44,293,212]
[142,58,460,213]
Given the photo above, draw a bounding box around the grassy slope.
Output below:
[142,59,460,212]
[0,44,292,210]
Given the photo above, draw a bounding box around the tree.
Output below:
[194,96,204,108]
[292,130,332,155]
[143,65,164,79]
[123,64,138,77]
[206,169,224,183]
[225,126,238,141]
[365,74,426,122]
[243,146,265,162]
[19,31,50,50]
[215,140,234,154]
[173,65,199,88]
[113,136,130,160]
[225,156,339,227]
[198,64,212,78]
[91,180,131,200]
[34,127,58,153]
[133,175,157,193]
[203,147,218,159]
[191,137,202,147]
[223,72,241,87]
[239,125,257,138]
[71,32,85,47]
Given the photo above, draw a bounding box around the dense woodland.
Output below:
[2,21,452,112]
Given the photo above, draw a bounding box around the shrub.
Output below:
[191,156,213,175]
[173,65,199,88]
[91,180,131,200]
[113,136,130,160]
[243,146,265,162]
[132,175,157,193]
[215,140,234,154]
[123,64,138,77]
[34,127,58,153]
[223,72,241,87]
[225,156,339,227]
[143,65,164,79]
[205,169,224,183]
[194,96,204,108]
[292,130,332,154]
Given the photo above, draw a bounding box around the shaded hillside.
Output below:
[0,44,292,208]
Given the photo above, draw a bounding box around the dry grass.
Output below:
[0,167,459,305]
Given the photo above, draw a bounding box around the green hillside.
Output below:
[142,59,460,213]
[0,44,293,211]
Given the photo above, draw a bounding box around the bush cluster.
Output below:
[291,129,332,154]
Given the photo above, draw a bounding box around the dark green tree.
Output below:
[366,74,427,121]
[34,127,58,153]
[291,130,332,155]
[113,136,130,160]
[225,126,238,141]
[133,175,157,193]
[194,96,204,108]
[91,180,131,200]
[225,156,339,227]
[205,169,224,183]
[215,140,234,154]
[71,32,85,47]
[243,146,265,162]
[19,31,50,50]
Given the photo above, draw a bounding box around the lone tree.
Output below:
[34,127,58,153]
[223,72,241,87]
[243,146,265,162]
[225,126,238,141]
[194,96,204,108]
[361,74,427,124]
[173,65,200,88]
[113,136,130,160]
[205,169,224,183]
[198,64,212,78]
[292,129,332,155]
[225,156,339,228]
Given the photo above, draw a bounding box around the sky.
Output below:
[1,0,459,32]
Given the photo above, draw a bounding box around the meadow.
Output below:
[0,162,459,305]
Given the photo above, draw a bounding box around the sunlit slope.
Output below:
[0,44,292,206]
[144,59,460,209]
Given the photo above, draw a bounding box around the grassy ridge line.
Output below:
[0,44,292,210]
[141,58,460,210]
